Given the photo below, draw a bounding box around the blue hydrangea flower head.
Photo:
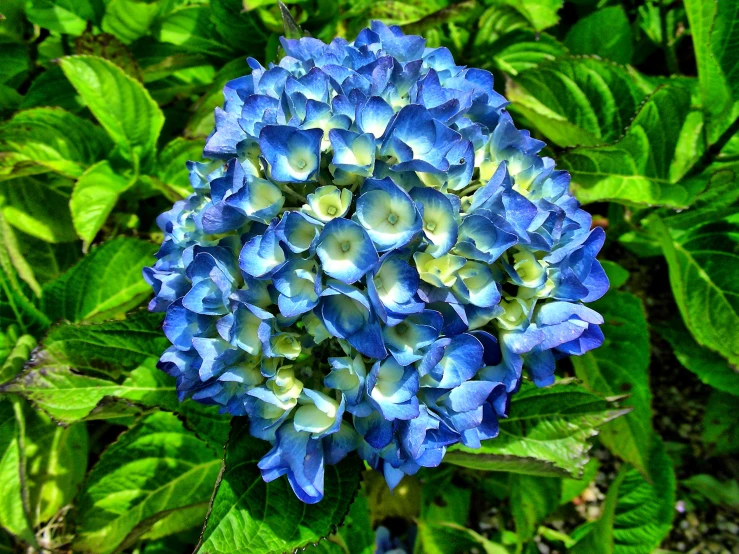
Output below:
[146,20,609,503]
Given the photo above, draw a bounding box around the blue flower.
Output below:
[146,22,609,503]
[259,125,322,183]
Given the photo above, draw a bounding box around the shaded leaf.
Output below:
[564,6,633,64]
[417,521,509,554]
[24,0,94,36]
[572,290,652,476]
[510,475,560,542]
[702,390,739,456]
[652,217,739,366]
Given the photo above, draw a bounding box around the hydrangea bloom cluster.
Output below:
[145,22,608,504]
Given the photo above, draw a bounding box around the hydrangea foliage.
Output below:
[145,22,608,504]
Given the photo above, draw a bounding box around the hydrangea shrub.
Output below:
[145,21,608,504]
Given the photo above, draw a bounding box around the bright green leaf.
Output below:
[560,457,600,505]
[197,419,364,554]
[0,399,37,547]
[564,6,633,64]
[561,86,706,208]
[417,521,509,554]
[70,160,135,246]
[24,0,94,36]
[0,107,111,179]
[444,382,627,478]
[74,411,221,554]
[684,0,739,145]
[0,333,35,386]
[572,290,652,476]
[156,137,205,198]
[155,6,231,57]
[0,175,78,243]
[1,358,177,424]
[41,237,155,323]
[101,0,168,44]
[59,56,164,170]
[23,406,88,525]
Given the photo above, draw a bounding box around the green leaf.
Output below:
[156,137,205,198]
[24,0,94,36]
[101,0,169,44]
[417,521,509,554]
[421,471,470,527]
[0,399,37,547]
[702,390,739,456]
[197,419,364,554]
[15,231,81,286]
[507,57,646,148]
[600,260,630,289]
[305,491,375,554]
[74,411,221,554]
[59,56,164,170]
[477,30,567,77]
[0,43,29,87]
[561,86,706,208]
[509,475,560,542]
[571,290,652,476]
[491,0,562,31]
[70,160,135,246]
[444,382,627,478]
[656,321,739,396]
[0,107,111,179]
[0,175,78,243]
[682,474,739,508]
[564,6,633,64]
[19,66,84,113]
[22,406,88,525]
[2,358,177,424]
[684,0,739,145]
[573,438,675,554]
[155,6,231,57]
[38,311,168,378]
[175,400,231,451]
[652,217,739,366]
[0,210,41,297]
[0,333,35,386]
[560,457,599,505]
[210,0,270,52]
[41,237,155,323]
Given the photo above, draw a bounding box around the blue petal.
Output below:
[316,218,378,284]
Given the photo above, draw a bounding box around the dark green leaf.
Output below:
[572,290,652,476]
[155,6,232,57]
[657,321,739,396]
[444,382,627,478]
[682,474,739,508]
[509,475,560,541]
[571,437,676,554]
[19,66,84,113]
[197,419,364,554]
[417,521,509,554]
[564,6,633,64]
[652,217,739,366]
[74,411,221,554]
[156,137,205,198]
[41,237,155,323]
[508,57,646,148]
[702,390,739,456]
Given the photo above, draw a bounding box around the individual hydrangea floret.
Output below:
[145,21,609,504]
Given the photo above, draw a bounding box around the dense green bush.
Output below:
[0,0,737,553]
